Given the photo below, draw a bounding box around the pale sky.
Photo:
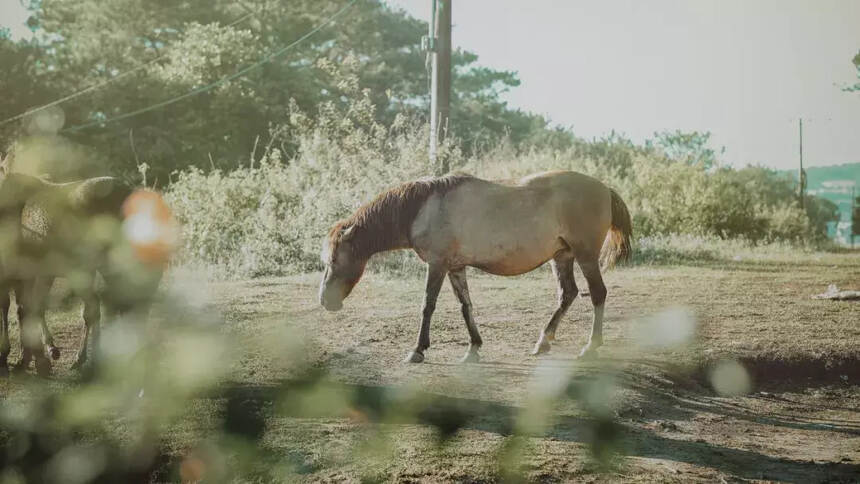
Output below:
[388,0,860,169]
[2,0,859,169]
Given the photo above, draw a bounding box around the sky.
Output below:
[2,0,859,169]
[386,0,860,169]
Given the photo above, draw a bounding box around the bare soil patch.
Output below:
[2,252,859,482]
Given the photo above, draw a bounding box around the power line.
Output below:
[0,9,256,128]
[62,0,358,134]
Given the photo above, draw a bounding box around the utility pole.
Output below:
[852,185,856,249]
[428,0,452,174]
[798,118,805,210]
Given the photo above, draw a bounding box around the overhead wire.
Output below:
[61,0,358,133]
[0,7,256,128]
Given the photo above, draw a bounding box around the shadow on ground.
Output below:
[214,374,860,483]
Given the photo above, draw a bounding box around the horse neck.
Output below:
[351,217,412,259]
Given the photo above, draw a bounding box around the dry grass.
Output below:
[2,251,859,482]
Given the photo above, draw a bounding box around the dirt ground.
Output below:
[3,252,860,482]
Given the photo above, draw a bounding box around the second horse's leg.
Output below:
[13,282,31,372]
[0,287,10,376]
[72,282,100,371]
[36,277,59,360]
[17,279,52,376]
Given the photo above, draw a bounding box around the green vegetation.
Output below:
[166,80,838,277]
[846,49,860,92]
[0,3,858,481]
[1,0,562,181]
[800,162,860,221]
[2,1,843,278]
[2,252,858,481]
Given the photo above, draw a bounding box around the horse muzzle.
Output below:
[318,284,344,312]
[320,298,343,312]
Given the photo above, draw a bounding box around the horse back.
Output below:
[410,171,613,273]
[21,177,132,248]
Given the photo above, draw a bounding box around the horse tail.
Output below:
[600,188,633,271]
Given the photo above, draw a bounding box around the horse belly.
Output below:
[464,223,563,276]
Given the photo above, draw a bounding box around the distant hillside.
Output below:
[803,162,859,222]
[780,162,859,222]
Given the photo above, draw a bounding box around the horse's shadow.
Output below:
[217,377,860,482]
[438,354,860,433]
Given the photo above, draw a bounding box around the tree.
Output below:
[846,50,860,92]
[652,130,722,169]
[0,32,61,143]
[853,193,860,243]
[5,0,567,181]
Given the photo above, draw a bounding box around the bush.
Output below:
[165,74,838,277]
[167,65,461,277]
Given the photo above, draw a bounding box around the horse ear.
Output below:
[341,224,356,241]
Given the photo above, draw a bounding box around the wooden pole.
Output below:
[852,185,856,249]
[429,0,451,174]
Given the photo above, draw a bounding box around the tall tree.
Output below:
[5,0,566,181]
[847,50,860,92]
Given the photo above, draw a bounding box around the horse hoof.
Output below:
[577,347,599,360]
[35,358,52,377]
[404,351,425,363]
[460,350,480,364]
[48,346,60,360]
[531,340,551,356]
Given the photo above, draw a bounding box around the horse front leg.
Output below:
[448,268,482,363]
[404,264,447,363]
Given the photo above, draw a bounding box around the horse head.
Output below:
[318,221,368,311]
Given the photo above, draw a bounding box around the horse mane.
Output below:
[329,173,474,260]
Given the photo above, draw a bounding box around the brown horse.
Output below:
[318,170,632,363]
[0,163,167,376]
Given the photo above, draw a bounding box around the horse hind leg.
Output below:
[15,279,53,376]
[448,268,482,363]
[36,278,59,360]
[577,257,607,360]
[12,287,31,372]
[532,254,577,355]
